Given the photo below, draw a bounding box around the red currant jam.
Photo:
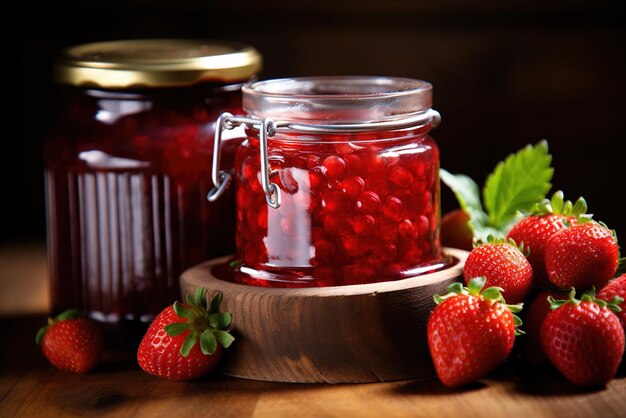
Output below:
[232,127,447,287]
[45,85,245,321]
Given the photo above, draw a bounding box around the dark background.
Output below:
[4,0,625,244]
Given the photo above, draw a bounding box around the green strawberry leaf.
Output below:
[208,312,233,329]
[200,329,218,355]
[446,281,464,294]
[55,309,82,321]
[439,169,484,216]
[439,170,499,242]
[180,332,199,357]
[441,141,553,242]
[165,287,234,359]
[164,323,191,337]
[483,140,553,227]
[173,301,194,319]
[467,276,486,296]
[35,326,47,346]
[194,287,207,309]
[481,286,505,302]
[214,330,236,349]
[210,292,223,315]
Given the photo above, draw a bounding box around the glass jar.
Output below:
[45,40,261,323]
[210,76,450,287]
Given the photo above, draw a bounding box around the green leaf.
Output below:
[193,287,207,309]
[55,309,82,321]
[607,297,623,313]
[208,312,232,329]
[214,330,235,349]
[551,190,564,214]
[35,326,47,346]
[180,332,198,357]
[483,140,553,227]
[200,330,218,355]
[229,259,244,269]
[507,303,524,314]
[481,286,504,302]
[173,301,194,319]
[440,169,491,238]
[440,169,484,215]
[210,292,223,314]
[219,312,232,328]
[164,323,191,336]
[439,169,512,242]
[572,197,588,217]
[471,222,512,243]
[446,282,464,294]
[467,277,486,295]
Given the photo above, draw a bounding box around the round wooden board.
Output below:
[180,248,468,384]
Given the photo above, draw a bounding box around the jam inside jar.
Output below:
[212,76,451,287]
[45,40,261,322]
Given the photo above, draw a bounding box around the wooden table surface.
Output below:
[1,245,625,418]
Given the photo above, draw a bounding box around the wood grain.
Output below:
[1,317,625,418]
[1,249,626,418]
[180,248,468,383]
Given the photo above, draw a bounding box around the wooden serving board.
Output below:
[180,248,468,384]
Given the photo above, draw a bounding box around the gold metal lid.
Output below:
[54,39,262,88]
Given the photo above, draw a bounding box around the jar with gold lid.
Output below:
[44,39,261,323]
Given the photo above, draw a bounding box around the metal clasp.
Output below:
[258,118,281,208]
[207,113,282,209]
[207,112,234,203]
[207,109,442,210]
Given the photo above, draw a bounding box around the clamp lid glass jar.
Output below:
[211,76,450,287]
[45,40,261,324]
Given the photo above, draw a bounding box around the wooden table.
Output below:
[1,245,625,418]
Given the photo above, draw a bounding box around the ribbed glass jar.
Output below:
[45,40,261,322]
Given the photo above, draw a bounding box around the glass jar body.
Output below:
[44,85,242,322]
[234,127,444,287]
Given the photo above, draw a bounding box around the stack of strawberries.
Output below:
[430,190,624,388]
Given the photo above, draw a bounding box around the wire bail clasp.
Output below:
[207,113,281,209]
[207,112,235,203]
[208,108,442,208]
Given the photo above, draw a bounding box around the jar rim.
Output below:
[242,76,432,122]
[55,39,262,88]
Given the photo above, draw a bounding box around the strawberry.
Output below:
[545,220,619,290]
[441,209,473,251]
[507,191,588,287]
[521,289,569,366]
[137,288,234,381]
[463,237,533,304]
[599,273,626,328]
[427,277,523,387]
[36,309,103,373]
[541,288,624,387]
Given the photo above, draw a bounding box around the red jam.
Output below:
[45,40,261,322]
[219,77,449,287]
[45,86,243,321]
